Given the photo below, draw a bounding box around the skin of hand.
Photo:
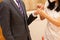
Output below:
[35,3,60,27]
[35,4,45,20]
[37,4,44,10]
[37,9,46,18]
[34,4,44,16]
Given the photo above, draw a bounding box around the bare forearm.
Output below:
[44,12,60,27]
[37,8,60,27]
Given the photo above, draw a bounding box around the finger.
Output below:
[41,5,44,10]
[37,4,44,10]
[34,11,38,15]
[37,4,42,8]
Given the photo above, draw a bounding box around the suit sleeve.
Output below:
[21,1,37,25]
[27,14,37,25]
[0,3,14,40]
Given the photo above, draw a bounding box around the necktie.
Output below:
[16,0,24,15]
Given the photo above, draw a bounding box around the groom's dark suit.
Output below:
[0,0,37,40]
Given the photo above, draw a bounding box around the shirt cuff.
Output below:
[32,13,37,17]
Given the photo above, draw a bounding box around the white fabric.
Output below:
[13,0,19,7]
[44,0,60,40]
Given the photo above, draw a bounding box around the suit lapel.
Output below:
[10,0,24,17]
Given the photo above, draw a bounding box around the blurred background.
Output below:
[23,0,46,11]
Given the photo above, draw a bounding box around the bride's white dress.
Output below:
[44,0,60,40]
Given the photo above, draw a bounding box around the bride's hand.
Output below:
[37,4,44,10]
[37,8,45,17]
[34,4,44,15]
[35,8,46,20]
[37,4,45,17]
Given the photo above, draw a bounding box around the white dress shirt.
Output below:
[13,0,18,7]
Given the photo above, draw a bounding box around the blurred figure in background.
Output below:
[0,26,5,40]
[0,0,5,40]
[36,0,60,40]
[0,0,38,40]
